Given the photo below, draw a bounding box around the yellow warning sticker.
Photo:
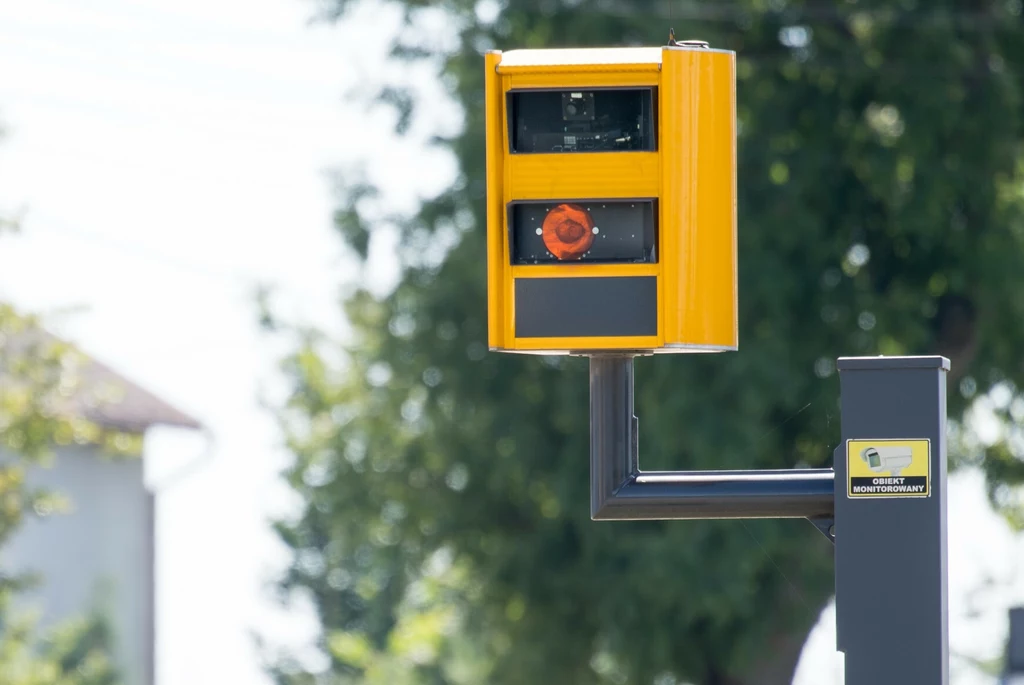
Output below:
[846,439,930,499]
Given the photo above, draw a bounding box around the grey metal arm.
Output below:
[588,355,835,525]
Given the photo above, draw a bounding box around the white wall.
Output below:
[1,445,153,685]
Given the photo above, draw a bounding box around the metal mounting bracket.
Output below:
[588,355,835,538]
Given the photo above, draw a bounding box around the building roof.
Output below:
[3,326,201,433]
[73,353,202,433]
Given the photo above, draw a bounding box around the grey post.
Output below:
[834,356,949,685]
[1004,607,1024,682]
[589,354,950,680]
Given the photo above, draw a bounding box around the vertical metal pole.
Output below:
[590,355,637,518]
[1005,607,1024,682]
[834,356,949,685]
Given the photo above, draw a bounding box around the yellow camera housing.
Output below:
[485,44,737,354]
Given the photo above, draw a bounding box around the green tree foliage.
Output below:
[0,123,121,685]
[274,2,1024,683]
[0,309,123,685]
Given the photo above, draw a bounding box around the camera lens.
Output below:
[566,103,578,116]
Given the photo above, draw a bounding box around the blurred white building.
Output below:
[2,345,200,685]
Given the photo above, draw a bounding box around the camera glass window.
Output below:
[508,88,656,153]
[509,200,657,264]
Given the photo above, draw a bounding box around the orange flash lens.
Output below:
[541,204,595,260]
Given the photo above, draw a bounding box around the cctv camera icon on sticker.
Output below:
[860,446,913,477]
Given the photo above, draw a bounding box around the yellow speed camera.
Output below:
[485,44,737,354]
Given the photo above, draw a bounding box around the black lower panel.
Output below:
[515,276,657,338]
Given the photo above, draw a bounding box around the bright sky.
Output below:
[0,1,1021,684]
